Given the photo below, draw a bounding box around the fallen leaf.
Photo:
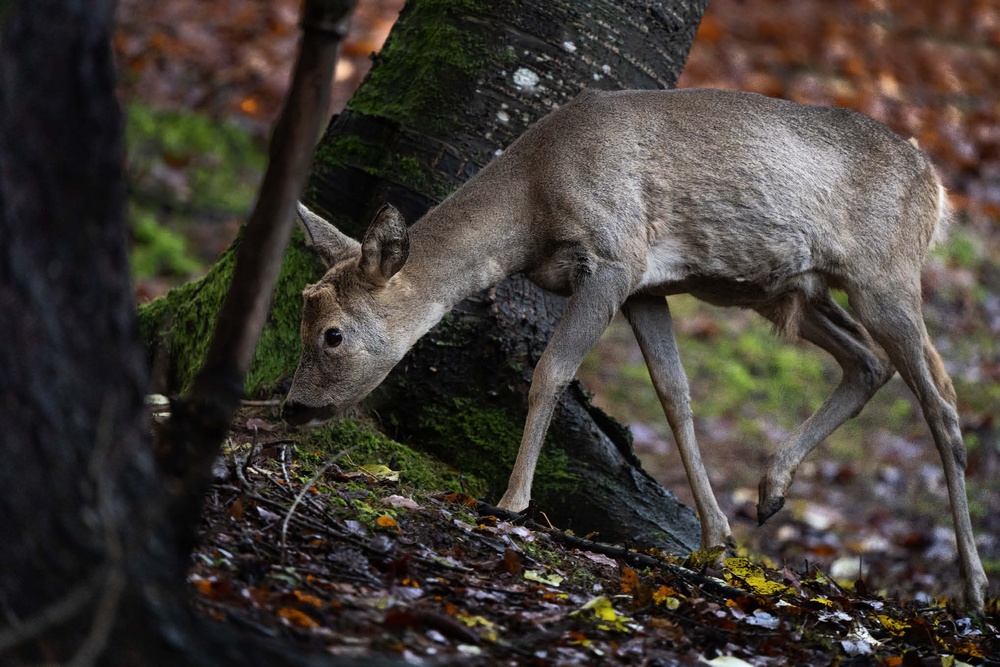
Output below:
[256,505,281,522]
[571,596,633,633]
[360,463,400,482]
[701,657,754,667]
[245,417,275,431]
[685,545,726,569]
[376,515,400,531]
[724,557,792,596]
[743,609,780,629]
[293,590,323,608]
[228,497,244,521]
[524,570,563,587]
[444,492,478,506]
[653,585,682,609]
[277,607,319,629]
[579,550,618,568]
[383,494,421,510]
[502,548,522,576]
[876,614,910,635]
[620,565,641,595]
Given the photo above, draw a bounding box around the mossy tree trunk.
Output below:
[142,0,709,552]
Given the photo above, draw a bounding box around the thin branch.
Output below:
[476,501,749,600]
[280,449,350,565]
[158,0,353,546]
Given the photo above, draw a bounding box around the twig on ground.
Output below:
[476,500,748,600]
[280,450,350,565]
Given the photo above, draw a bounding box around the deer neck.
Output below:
[391,175,531,344]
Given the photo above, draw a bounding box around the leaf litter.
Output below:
[188,409,1000,665]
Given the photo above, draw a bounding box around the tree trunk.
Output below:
[140,0,709,551]
[0,2,378,663]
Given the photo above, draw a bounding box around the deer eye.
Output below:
[324,328,343,348]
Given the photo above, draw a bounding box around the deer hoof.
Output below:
[756,495,785,526]
[497,491,528,513]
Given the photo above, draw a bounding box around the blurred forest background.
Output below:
[115,0,1000,598]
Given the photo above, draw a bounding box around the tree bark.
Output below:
[140,0,709,552]
[0,2,377,663]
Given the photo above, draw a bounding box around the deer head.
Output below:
[283,203,412,425]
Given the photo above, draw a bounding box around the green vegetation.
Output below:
[347,0,495,133]
[125,103,266,281]
[411,397,580,503]
[137,229,325,396]
[129,205,203,279]
[299,418,487,496]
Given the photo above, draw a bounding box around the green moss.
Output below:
[314,134,385,176]
[347,0,495,133]
[412,397,580,503]
[245,235,327,394]
[299,418,486,495]
[137,229,326,396]
[311,130,451,203]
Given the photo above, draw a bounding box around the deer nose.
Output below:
[281,400,310,426]
[282,400,335,426]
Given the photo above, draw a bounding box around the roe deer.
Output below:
[283,88,988,609]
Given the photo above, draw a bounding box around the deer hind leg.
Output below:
[756,291,895,523]
[850,283,988,610]
[498,262,631,512]
[622,294,733,549]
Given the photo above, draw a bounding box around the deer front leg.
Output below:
[622,295,733,550]
[498,263,631,512]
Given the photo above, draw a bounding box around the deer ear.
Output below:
[359,204,409,285]
[296,202,360,268]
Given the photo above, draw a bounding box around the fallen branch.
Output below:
[476,501,748,600]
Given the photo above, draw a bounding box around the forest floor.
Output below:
[182,406,999,665]
[119,0,1000,662]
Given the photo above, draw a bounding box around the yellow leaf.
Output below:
[876,614,910,636]
[571,596,633,633]
[723,557,792,596]
[686,545,726,569]
[947,643,982,661]
[653,585,681,609]
[457,614,497,642]
[360,464,400,482]
[524,570,563,587]
[457,614,495,629]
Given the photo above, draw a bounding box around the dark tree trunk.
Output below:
[310,0,709,551]
[0,2,375,664]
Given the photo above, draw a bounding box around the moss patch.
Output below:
[137,229,326,396]
[312,133,451,203]
[299,418,486,496]
[346,0,494,134]
[410,397,581,504]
